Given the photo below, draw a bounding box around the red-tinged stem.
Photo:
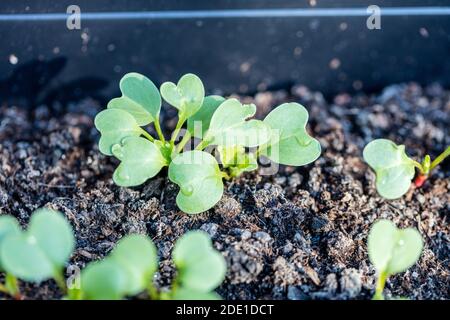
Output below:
[414,174,427,188]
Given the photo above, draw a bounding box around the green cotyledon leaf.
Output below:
[110,234,158,296]
[80,259,128,300]
[168,151,223,214]
[363,139,416,199]
[173,231,226,293]
[259,102,321,166]
[0,209,74,282]
[0,216,21,270]
[187,95,225,139]
[111,136,167,187]
[94,109,142,156]
[107,72,161,126]
[204,98,271,148]
[368,219,423,275]
[160,73,205,119]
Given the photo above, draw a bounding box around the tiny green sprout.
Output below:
[363,139,450,199]
[172,231,226,299]
[368,219,423,300]
[95,72,321,214]
[0,209,74,297]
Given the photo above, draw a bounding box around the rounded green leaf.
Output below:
[108,72,161,126]
[168,151,224,214]
[187,95,225,138]
[94,109,141,156]
[110,234,158,295]
[260,102,321,166]
[173,231,212,266]
[173,287,221,300]
[368,219,423,275]
[205,99,271,148]
[28,209,75,268]
[112,136,167,187]
[0,215,21,270]
[363,139,416,199]
[173,231,226,292]
[0,233,54,282]
[80,259,128,300]
[160,73,205,119]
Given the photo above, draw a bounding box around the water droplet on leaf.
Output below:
[295,136,312,147]
[181,185,194,196]
[112,144,124,159]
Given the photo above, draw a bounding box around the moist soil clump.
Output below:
[0,82,448,300]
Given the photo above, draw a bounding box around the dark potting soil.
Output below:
[0,82,448,300]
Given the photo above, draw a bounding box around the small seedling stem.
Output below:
[154,119,166,142]
[139,128,155,142]
[430,146,450,171]
[414,146,450,187]
[373,270,388,300]
[175,132,192,154]
[170,115,187,149]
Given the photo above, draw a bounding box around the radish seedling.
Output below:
[363,139,449,199]
[0,210,226,300]
[77,231,225,300]
[368,219,423,300]
[95,72,321,214]
[0,209,74,297]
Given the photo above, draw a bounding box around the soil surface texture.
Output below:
[0,82,448,300]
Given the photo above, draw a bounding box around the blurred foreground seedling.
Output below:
[0,209,225,300]
[368,219,423,300]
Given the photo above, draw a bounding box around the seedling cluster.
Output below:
[95,72,321,214]
[364,139,449,199]
[0,209,225,300]
[368,220,423,300]
[1,72,445,301]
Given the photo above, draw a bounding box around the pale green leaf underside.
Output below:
[0,209,74,282]
[0,216,21,270]
[173,231,212,266]
[94,109,141,156]
[260,102,321,166]
[108,72,161,126]
[363,139,416,199]
[168,151,223,214]
[28,209,75,267]
[112,136,166,187]
[187,95,225,138]
[160,73,205,119]
[0,234,54,282]
[368,219,423,275]
[173,231,226,292]
[110,234,158,295]
[177,250,226,292]
[80,259,128,300]
[205,98,271,147]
